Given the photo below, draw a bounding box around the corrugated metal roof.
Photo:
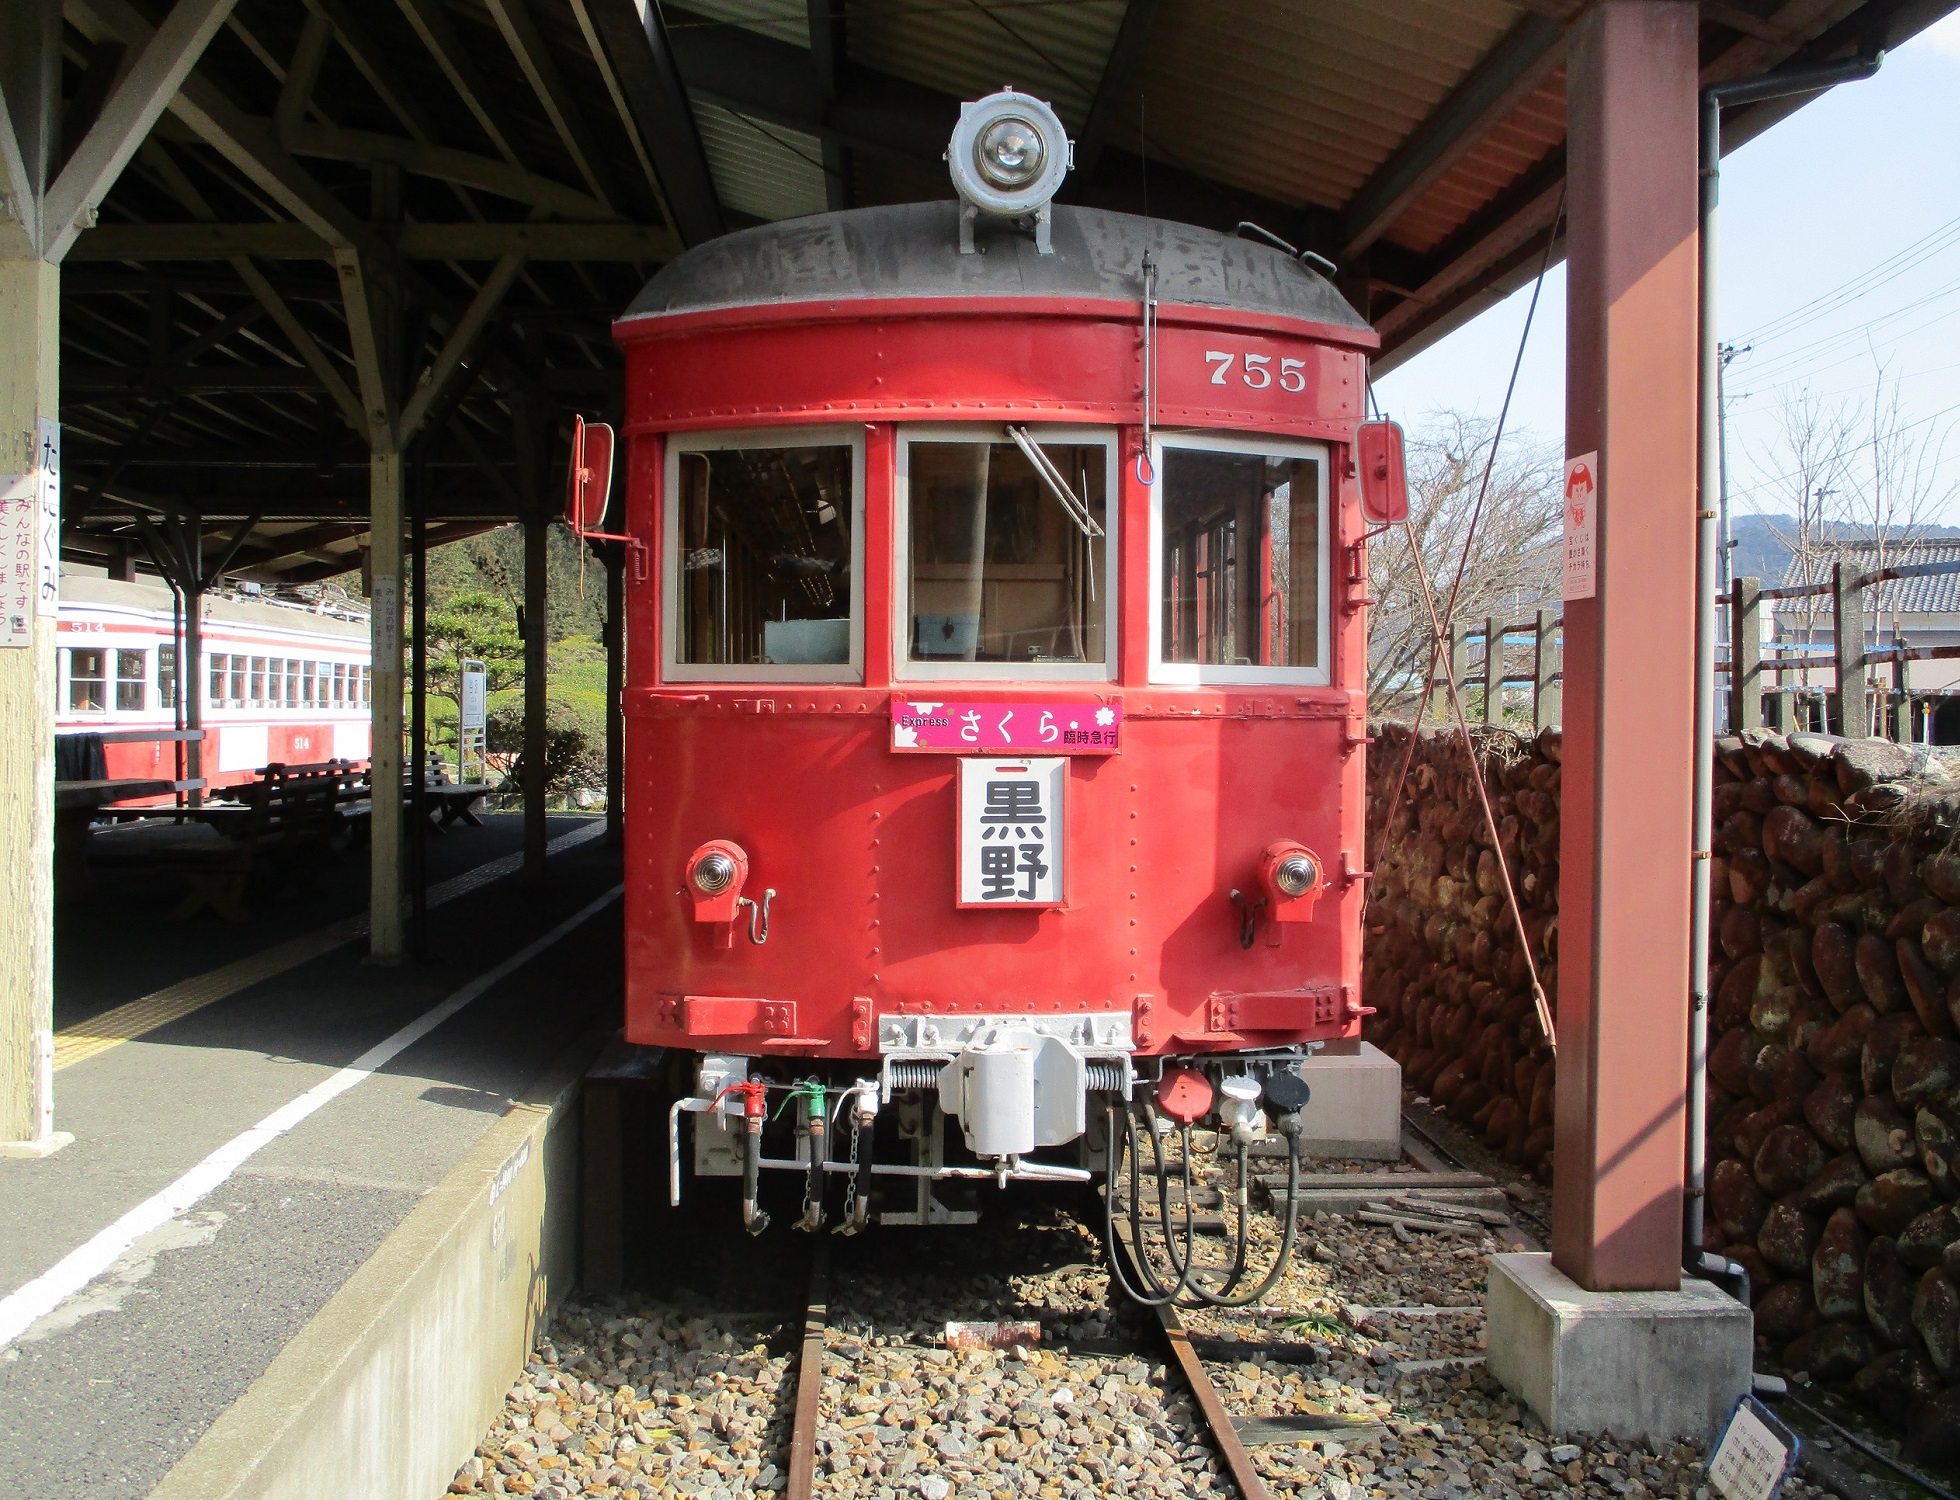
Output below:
[691,100,831,223]
[666,0,810,50]
[848,0,1130,130]
[1108,0,1527,218]
[1778,541,1960,616]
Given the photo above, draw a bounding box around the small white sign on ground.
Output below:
[1707,1396,1798,1500]
[957,756,1064,907]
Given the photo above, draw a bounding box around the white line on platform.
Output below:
[0,883,623,1353]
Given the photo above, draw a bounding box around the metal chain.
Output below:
[838,1108,862,1234]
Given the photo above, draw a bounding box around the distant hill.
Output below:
[1728,514,1960,587]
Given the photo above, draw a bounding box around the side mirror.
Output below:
[565,413,616,533]
[1354,419,1408,526]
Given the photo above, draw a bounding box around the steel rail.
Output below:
[1110,1220,1274,1500]
[785,1239,830,1500]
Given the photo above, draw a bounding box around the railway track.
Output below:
[778,1206,1266,1500]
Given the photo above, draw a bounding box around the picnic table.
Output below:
[53,776,206,894]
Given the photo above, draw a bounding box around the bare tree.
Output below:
[1367,413,1562,721]
[1752,390,1854,700]
[1752,369,1956,732]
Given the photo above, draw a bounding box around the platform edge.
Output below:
[146,1026,607,1500]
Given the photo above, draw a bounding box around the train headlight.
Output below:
[975,115,1046,188]
[691,851,738,895]
[1274,853,1318,898]
[947,90,1072,254]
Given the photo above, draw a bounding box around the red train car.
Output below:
[601,93,1400,1276]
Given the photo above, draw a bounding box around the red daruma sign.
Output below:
[1563,451,1597,601]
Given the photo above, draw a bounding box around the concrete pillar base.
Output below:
[1486,1252,1751,1445]
[1297,1040,1402,1159]
[0,1130,74,1159]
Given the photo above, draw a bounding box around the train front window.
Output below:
[67,648,106,711]
[665,429,863,682]
[899,428,1114,680]
[1152,436,1328,686]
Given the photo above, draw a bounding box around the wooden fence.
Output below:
[1725,557,1960,740]
[1427,609,1563,731]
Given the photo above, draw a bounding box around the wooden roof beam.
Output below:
[481,0,620,213]
[44,0,238,261]
[1337,11,1564,261]
[581,0,723,247]
[68,220,676,261]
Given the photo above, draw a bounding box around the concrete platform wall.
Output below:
[149,1034,600,1500]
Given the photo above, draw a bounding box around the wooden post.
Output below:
[1554,0,1699,1291]
[1893,644,1912,743]
[605,546,624,848]
[368,447,404,960]
[1438,623,1465,723]
[1832,560,1866,739]
[1482,616,1501,726]
[1534,609,1561,729]
[0,254,62,1153]
[1731,576,1762,731]
[523,508,548,883]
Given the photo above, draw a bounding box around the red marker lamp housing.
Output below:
[687,838,751,946]
[1258,841,1325,924]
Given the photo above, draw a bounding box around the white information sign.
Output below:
[1563,450,1598,602]
[1707,1397,1797,1500]
[957,756,1065,907]
[459,660,488,783]
[1,471,33,647]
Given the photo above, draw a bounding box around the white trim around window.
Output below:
[1147,429,1332,688]
[662,424,867,685]
[895,422,1119,683]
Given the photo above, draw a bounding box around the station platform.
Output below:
[0,814,624,1500]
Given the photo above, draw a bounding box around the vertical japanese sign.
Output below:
[1,471,32,646]
[35,418,59,618]
[958,757,1065,907]
[1562,451,1597,601]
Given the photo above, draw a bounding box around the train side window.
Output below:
[897,427,1115,681]
[67,648,106,712]
[1150,434,1329,687]
[158,646,177,709]
[301,661,316,708]
[116,649,147,711]
[208,653,226,707]
[664,427,864,683]
[229,657,246,707]
[360,667,371,706]
[250,655,266,707]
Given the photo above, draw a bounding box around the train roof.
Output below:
[60,573,371,641]
[618,204,1372,335]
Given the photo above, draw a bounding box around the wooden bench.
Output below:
[152,760,366,921]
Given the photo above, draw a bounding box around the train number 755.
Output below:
[1204,350,1307,392]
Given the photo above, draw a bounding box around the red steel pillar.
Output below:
[1552,0,1700,1292]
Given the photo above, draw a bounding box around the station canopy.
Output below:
[54,0,1947,588]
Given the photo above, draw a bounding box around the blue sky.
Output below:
[1374,10,1960,524]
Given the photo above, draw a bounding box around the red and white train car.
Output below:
[56,572,373,791]
[592,91,1410,1290]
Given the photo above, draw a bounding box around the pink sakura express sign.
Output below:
[890,698,1122,754]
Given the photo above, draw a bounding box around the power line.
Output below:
[1735,212,1960,346]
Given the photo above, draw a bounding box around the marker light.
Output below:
[692,851,738,895]
[1274,853,1318,898]
[946,90,1072,254]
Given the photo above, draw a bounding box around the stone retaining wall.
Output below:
[1364,721,1960,1431]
